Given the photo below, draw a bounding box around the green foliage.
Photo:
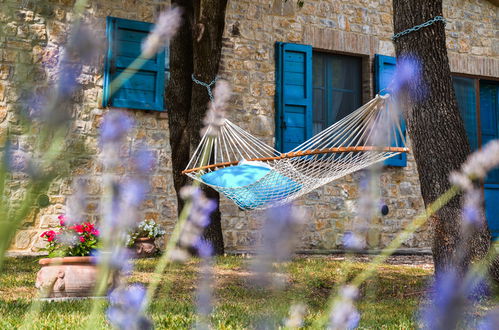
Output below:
[125,219,166,247]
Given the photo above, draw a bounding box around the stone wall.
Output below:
[217,0,498,252]
[3,0,498,254]
[2,0,178,254]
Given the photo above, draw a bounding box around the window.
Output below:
[102,17,167,111]
[275,42,362,152]
[275,43,406,166]
[312,52,362,135]
[452,77,499,239]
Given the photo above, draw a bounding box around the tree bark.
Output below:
[167,0,228,255]
[190,0,228,255]
[392,0,492,277]
[167,0,195,213]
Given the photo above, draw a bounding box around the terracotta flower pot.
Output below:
[35,256,103,298]
[133,237,157,258]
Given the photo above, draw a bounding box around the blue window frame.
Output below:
[103,17,166,111]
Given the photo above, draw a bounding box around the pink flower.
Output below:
[79,236,86,243]
[58,214,66,226]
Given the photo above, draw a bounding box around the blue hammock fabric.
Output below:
[201,164,302,209]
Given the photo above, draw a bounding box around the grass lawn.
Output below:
[0,255,494,329]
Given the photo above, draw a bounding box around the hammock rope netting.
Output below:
[183,94,408,210]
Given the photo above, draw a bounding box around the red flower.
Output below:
[82,222,99,236]
[79,236,86,243]
[41,230,56,242]
[58,214,66,226]
[71,225,85,233]
[83,222,94,233]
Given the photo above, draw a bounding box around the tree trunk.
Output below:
[167,0,195,212]
[392,0,492,277]
[167,0,228,255]
[190,0,228,255]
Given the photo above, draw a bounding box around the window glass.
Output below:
[312,52,362,135]
[452,76,478,150]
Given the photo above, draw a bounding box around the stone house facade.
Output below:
[2,0,498,255]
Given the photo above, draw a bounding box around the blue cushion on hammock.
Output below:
[201,164,270,188]
[201,164,301,209]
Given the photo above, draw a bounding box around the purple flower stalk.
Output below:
[100,111,134,147]
[419,270,467,330]
[94,247,133,274]
[389,55,426,101]
[477,308,499,330]
[142,7,183,57]
[202,80,232,137]
[171,186,217,261]
[450,140,499,191]
[251,204,305,288]
[342,231,365,251]
[107,284,152,330]
[328,285,360,330]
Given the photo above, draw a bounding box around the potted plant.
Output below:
[35,215,102,298]
[126,219,166,258]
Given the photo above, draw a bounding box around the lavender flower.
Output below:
[419,270,466,330]
[328,285,360,330]
[107,284,152,330]
[121,179,149,208]
[130,146,156,175]
[100,111,134,146]
[477,308,499,330]
[259,204,305,262]
[99,111,135,169]
[202,80,232,137]
[171,186,217,261]
[389,55,425,101]
[342,231,365,251]
[251,204,305,288]
[35,23,100,126]
[94,247,133,274]
[462,188,483,227]
[6,148,30,173]
[64,178,89,226]
[142,7,183,58]
[450,140,499,191]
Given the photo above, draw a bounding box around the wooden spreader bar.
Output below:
[182,146,409,175]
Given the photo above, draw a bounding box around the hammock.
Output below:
[182,93,408,210]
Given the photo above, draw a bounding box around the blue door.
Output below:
[480,81,499,239]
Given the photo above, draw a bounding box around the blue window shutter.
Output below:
[452,77,478,151]
[103,17,166,111]
[275,42,313,152]
[374,54,407,167]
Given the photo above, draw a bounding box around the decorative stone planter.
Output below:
[35,256,101,298]
[132,237,157,258]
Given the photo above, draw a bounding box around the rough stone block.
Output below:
[15,230,36,250]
